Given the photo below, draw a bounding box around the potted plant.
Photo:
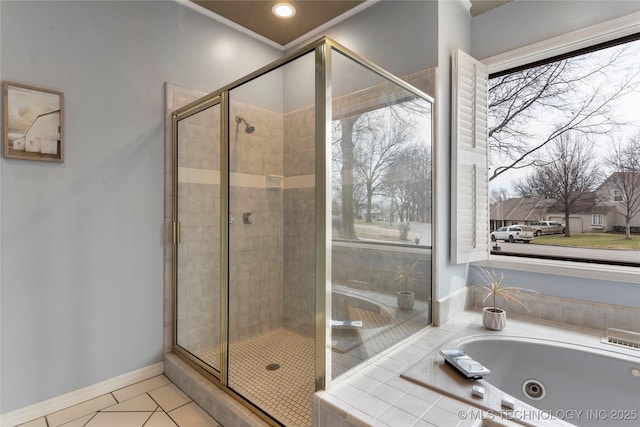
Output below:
[474,267,534,330]
[392,260,423,310]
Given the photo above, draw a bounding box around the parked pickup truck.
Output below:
[530,221,565,236]
[490,225,534,243]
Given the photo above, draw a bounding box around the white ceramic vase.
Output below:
[482,307,506,330]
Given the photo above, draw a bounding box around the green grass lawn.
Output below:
[532,233,640,250]
[353,223,419,243]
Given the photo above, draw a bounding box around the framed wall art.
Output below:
[3,81,64,162]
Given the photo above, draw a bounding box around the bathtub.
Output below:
[456,335,640,427]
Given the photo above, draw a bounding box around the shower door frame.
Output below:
[170,37,435,425]
[171,94,227,384]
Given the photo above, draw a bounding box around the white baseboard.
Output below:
[0,362,164,427]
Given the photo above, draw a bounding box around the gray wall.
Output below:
[435,0,472,299]
[471,0,640,60]
[288,0,439,77]
[0,0,280,413]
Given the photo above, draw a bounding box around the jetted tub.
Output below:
[456,336,640,427]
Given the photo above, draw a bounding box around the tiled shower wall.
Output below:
[282,106,316,338]
[228,101,285,341]
[164,84,289,352]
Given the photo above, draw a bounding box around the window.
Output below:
[453,15,640,271]
[613,189,623,202]
[592,214,604,226]
[486,35,640,266]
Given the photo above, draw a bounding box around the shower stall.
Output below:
[170,38,434,426]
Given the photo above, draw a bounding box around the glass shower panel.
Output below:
[175,103,221,373]
[329,49,433,379]
[227,52,316,427]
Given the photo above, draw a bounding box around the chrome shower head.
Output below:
[235,115,255,134]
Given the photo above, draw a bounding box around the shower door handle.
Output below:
[173,221,181,244]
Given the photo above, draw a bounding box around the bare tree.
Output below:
[512,176,538,199]
[512,171,557,199]
[353,109,414,223]
[335,115,360,239]
[490,187,511,204]
[332,98,431,237]
[489,43,639,182]
[606,133,640,239]
[529,133,600,237]
[382,144,432,223]
[411,144,433,222]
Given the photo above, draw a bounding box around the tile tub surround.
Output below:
[313,312,637,427]
[467,286,640,332]
[314,312,480,427]
[433,286,470,327]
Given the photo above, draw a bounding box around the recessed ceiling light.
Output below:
[272,3,296,18]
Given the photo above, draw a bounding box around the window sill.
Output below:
[473,255,639,284]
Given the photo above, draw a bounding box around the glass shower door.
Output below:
[226,51,317,427]
[175,101,222,373]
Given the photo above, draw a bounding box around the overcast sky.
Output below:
[489,38,640,196]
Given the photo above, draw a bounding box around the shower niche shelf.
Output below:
[266,174,283,190]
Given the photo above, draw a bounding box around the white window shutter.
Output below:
[451,49,489,264]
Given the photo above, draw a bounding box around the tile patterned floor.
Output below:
[17,375,221,427]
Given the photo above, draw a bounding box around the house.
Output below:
[2,1,638,427]
[595,171,640,231]
[489,196,556,230]
[544,192,614,234]
[491,193,612,234]
[491,171,640,233]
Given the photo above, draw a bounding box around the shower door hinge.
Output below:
[173,221,181,244]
